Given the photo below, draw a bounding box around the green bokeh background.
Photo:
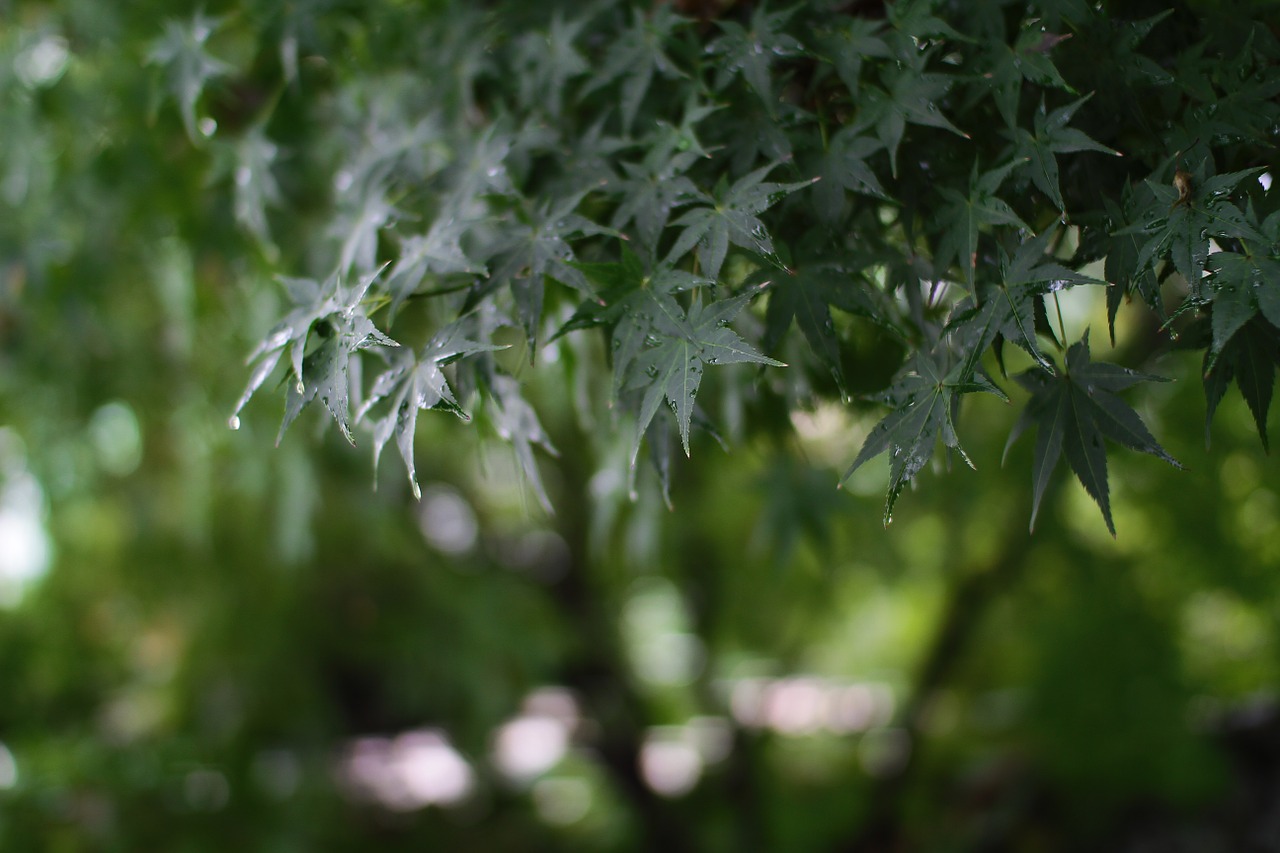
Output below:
[1,1,1278,850]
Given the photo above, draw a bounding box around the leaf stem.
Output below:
[1053,291,1068,346]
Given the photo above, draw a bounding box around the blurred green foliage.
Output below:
[2,0,1280,850]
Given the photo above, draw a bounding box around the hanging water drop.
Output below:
[228,415,241,430]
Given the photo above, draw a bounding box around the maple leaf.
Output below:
[147,12,231,142]
[1008,95,1120,211]
[947,225,1104,379]
[761,261,889,391]
[718,100,801,176]
[487,374,559,513]
[512,12,589,118]
[609,143,702,253]
[469,193,614,352]
[1005,333,1180,535]
[445,126,516,207]
[842,344,1002,527]
[885,0,971,43]
[1125,163,1267,288]
[932,159,1029,292]
[978,21,1076,128]
[330,176,403,277]
[706,3,804,113]
[810,128,890,223]
[579,5,687,133]
[1180,36,1280,145]
[357,320,505,498]
[1100,9,1176,90]
[555,249,709,396]
[626,290,784,462]
[1102,190,1164,345]
[1197,181,1280,450]
[814,17,890,99]
[231,266,399,444]
[1205,250,1280,360]
[384,215,487,321]
[665,162,815,281]
[650,95,721,164]
[549,119,632,197]
[849,49,967,177]
[1202,317,1280,452]
[210,126,283,249]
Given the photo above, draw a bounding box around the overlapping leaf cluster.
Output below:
[155,0,1280,531]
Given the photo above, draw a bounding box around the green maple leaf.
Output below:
[231,266,397,442]
[850,50,967,177]
[609,146,701,252]
[1103,190,1164,345]
[330,178,403,277]
[470,193,614,352]
[1005,333,1180,535]
[933,159,1029,291]
[707,3,804,113]
[814,17,890,99]
[1169,40,1215,103]
[1181,36,1280,145]
[1203,317,1280,452]
[147,12,231,142]
[1009,95,1119,211]
[446,127,517,207]
[1204,249,1280,362]
[486,374,559,513]
[885,0,971,43]
[761,261,888,391]
[979,22,1076,128]
[665,162,815,281]
[1126,164,1267,287]
[718,100,799,176]
[236,267,399,445]
[385,215,487,320]
[810,128,890,223]
[651,95,721,163]
[554,249,710,397]
[842,344,1001,527]
[626,289,784,461]
[947,225,1104,378]
[357,320,505,498]
[1102,9,1176,89]
[210,126,282,248]
[579,5,686,133]
[512,12,589,117]
[551,119,632,197]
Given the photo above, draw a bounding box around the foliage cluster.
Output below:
[141,0,1280,532]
